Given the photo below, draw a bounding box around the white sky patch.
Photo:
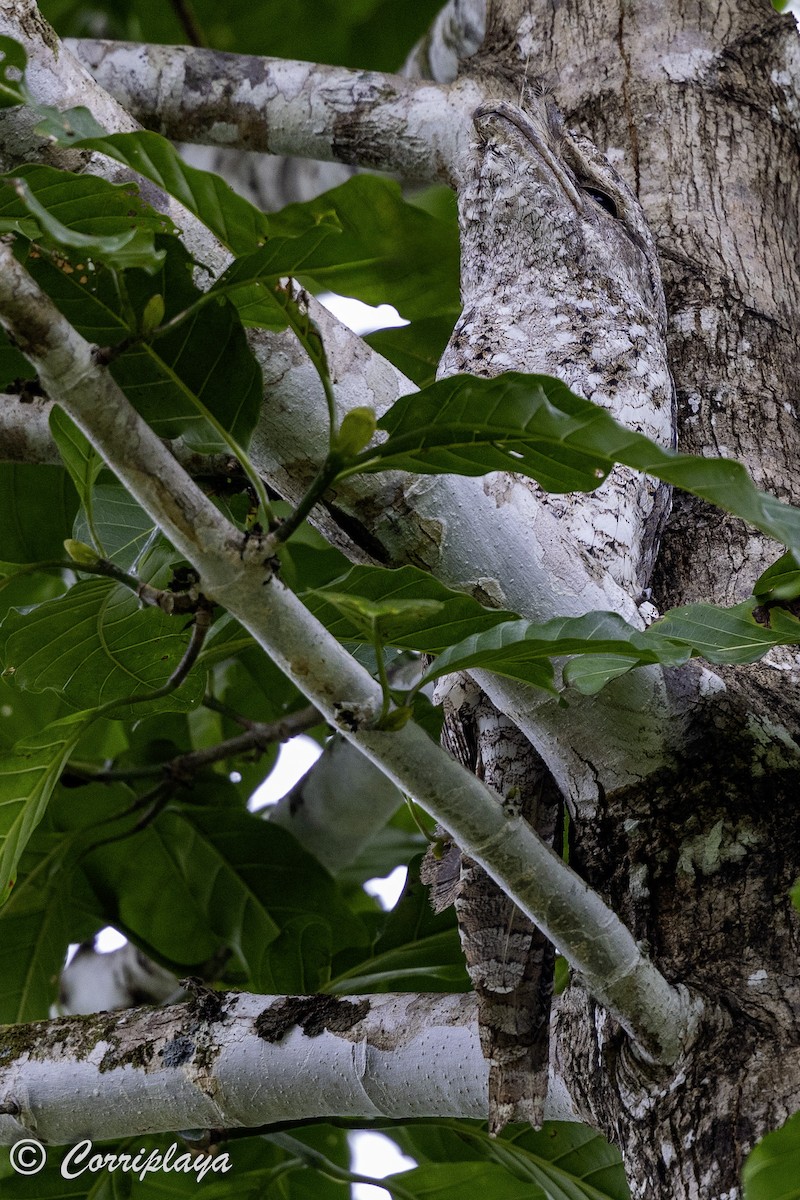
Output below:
[364,865,408,910]
[95,927,128,953]
[65,925,129,967]
[350,1132,417,1200]
[319,291,409,336]
[248,735,323,810]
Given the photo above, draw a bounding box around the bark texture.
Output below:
[471,3,800,1196]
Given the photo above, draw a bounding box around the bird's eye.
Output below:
[584,188,618,217]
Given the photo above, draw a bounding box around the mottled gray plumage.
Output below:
[441,83,675,593]
[422,678,561,1133]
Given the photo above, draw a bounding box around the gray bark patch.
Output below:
[255,996,370,1043]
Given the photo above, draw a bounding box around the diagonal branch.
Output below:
[0,243,701,1067]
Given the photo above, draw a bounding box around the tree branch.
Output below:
[0,244,701,1066]
[270,735,405,874]
[68,40,480,184]
[401,0,486,82]
[0,993,487,1142]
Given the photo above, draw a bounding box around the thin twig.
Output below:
[68,704,322,785]
[169,0,208,47]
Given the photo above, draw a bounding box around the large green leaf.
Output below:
[0,578,206,715]
[82,806,367,992]
[356,373,800,557]
[420,603,800,695]
[267,175,461,321]
[44,123,458,328]
[0,463,78,563]
[0,165,170,272]
[743,1111,800,1200]
[0,820,100,1022]
[306,565,518,651]
[305,567,800,696]
[393,1122,629,1200]
[71,480,159,570]
[26,239,263,450]
[40,116,272,255]
[329,857,468,994]
[0,712,91,905]
[366,316,457,388]
[210,222,344,329]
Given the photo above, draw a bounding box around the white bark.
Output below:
[1,993,489,1141]
[401,0,485,82]
[0,244,699,1066]
[68,39,473,184]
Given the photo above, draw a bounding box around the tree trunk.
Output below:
[473,2,800,1195]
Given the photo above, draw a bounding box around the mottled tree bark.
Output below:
[470,3,800,1197]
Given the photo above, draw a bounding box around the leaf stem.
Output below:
[270,455,342,545]
[266,1133,418,1200]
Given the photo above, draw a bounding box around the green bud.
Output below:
[140,294,165,337]
[64,538,100,565]
[377,705,413,732]
[334,407,377,458]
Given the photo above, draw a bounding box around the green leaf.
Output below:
[209,222,344,329]
[49,408,104,549]
[366,316,457,388]
[0,578,206,715]
[393,1121,629,1200]
[1,171,167,272]
[0,712,91,905]
[43,122,272,254]
[792,879,800,913]
[82,807,368,992]
[395,1162,541,1200]
[0,823,100,1021]
[422,601,800,696]
[743,1110,800,1200]
[306,565,518,651]
[329,857,469,994]
[307,568,797,696]
[268,175,461,321]
[0,36,27,109]
[754,551,800,602]
[71,481,158,570]
[0,463,78,563]
[361,373,800,558]
[420,611,675,694]
[27,239,264,451]
[317,591,446,642]
[653,601,794,666]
